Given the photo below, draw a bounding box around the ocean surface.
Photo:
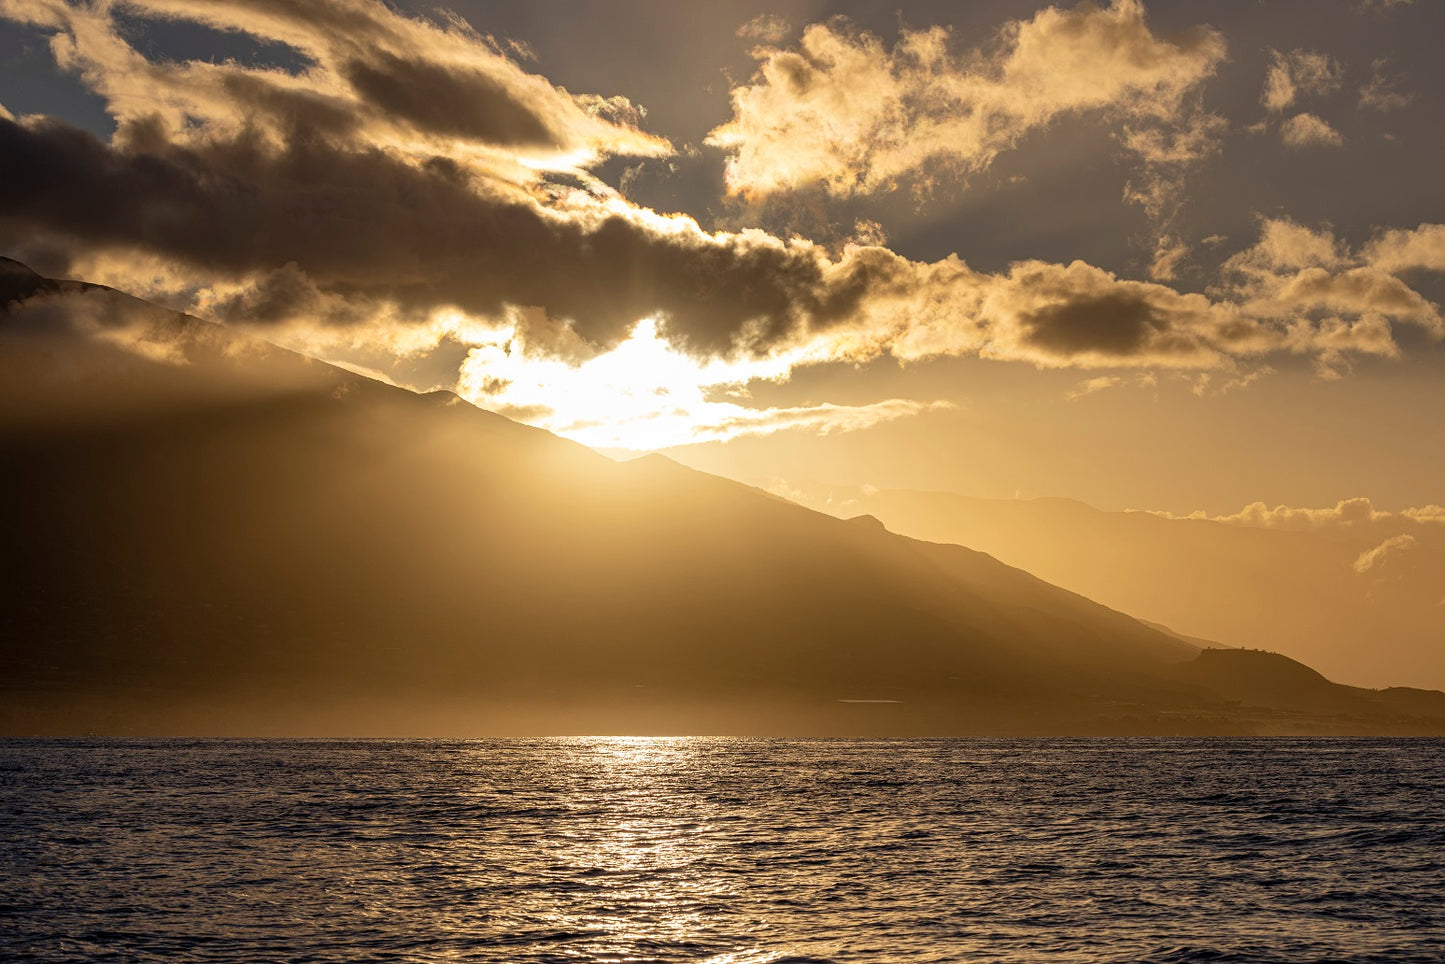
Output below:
[2,739,1442,963]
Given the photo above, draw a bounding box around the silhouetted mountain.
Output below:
[3,261,1443,735]
[775,483,1445,691]
[1171,649,1445,721]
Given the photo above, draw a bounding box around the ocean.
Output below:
[2,738,1442,963]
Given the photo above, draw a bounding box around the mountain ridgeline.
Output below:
[772,482,1445,692]
[3,258,1443,735]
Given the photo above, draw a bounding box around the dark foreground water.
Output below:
[2,739,1443,963]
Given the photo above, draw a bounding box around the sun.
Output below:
[457,316,793,450]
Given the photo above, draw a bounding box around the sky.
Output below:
[0,0,1441,514]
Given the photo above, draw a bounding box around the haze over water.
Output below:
[3,738,1442,963]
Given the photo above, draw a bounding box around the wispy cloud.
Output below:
[1354,534,1419,574]
[1261,49,1342,114]
[1358,58,1411,111]
[737,14,790,44]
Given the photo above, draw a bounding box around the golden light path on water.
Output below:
[498,737,802,964]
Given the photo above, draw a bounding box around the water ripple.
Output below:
[1,738,1443,962]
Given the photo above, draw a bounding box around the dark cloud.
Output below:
[0,113,874,356]
[203,260,372,326]
[0,116,265,264]
[1020,292,1163,355]
[340,51,561,148]
[218,73,362,140]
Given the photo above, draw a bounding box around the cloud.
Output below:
[706,0,1225,200]
[1067,372,1159,400]
[1218,219,1444,375]
[966,260,1270,369]
[3,94,1435,406]
[1153,498,1445,542]
[1354,534,1419,574]
[742,252,1289,374]
[1280,112,1344,148]
[1261,49,1342,114]
[1225,218,1348,274]
[737,14,790,44]
[1118,109,1228,279]
[0,0,669,174]
[1358,59,1411,112]
[0,111,879,359]
[1067,375,1125,399]
[0,283,336,387]
[1283,314,1400,378]
[337,50,563,148]
[687,398,950,447]
[1178,366,1273,397]
[198,262,358,327]
[1364,224,1445,273]
[1273,269,1435,326]
[3,0,1444,450]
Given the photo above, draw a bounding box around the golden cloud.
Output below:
[1279,112,1344,148]
[1153,497,1445,536]
[707,0,1225,200]
[1354,534,1420,574]
[1364,224,1445,273]
[0,0,670,179]
[1261,49,1342,114]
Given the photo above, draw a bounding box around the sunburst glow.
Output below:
[455,316,943,449]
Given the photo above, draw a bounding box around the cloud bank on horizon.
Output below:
[0,0,1442,448]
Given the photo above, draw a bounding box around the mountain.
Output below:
[773,482,1445,692]
[3,259,1443,735]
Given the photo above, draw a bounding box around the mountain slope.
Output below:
[3,260,1443,735]
[774,482,1445,691]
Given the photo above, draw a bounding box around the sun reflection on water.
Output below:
[523,737,779,960]
[440,737,810,961]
